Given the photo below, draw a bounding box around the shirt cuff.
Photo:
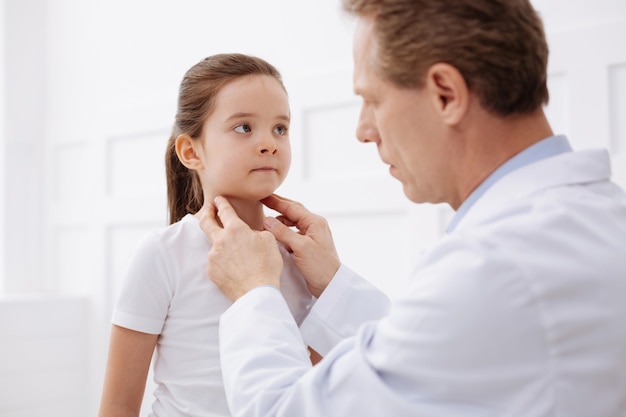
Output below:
[222,285,286,324]
[300,264,391,355]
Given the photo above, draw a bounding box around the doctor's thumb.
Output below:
[264,217,300,249]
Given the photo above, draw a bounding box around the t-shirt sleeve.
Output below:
[112,232,174,335]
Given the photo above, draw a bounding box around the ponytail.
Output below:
[165,132,203,224]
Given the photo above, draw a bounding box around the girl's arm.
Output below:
[98,325,159,417]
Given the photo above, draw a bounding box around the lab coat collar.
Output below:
[451,149,612,233]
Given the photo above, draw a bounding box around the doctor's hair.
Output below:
[342,0,549,116]
[165,53,286,224]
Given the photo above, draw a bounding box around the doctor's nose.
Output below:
[356,105,380,144]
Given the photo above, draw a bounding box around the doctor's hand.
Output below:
[262,194,341,298]
[199,197,283,301]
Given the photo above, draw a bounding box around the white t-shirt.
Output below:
[112,213,313,417]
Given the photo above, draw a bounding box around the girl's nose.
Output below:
[258,135,278,155]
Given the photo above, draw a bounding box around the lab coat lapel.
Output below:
[453,149,611,232]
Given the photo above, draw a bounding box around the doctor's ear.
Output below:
[425,63,469,126]
[175,134,204,170]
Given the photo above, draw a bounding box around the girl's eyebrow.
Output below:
[226,112,290,122]
[226,112,254,121]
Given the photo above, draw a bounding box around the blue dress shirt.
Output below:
[446,135,572,233]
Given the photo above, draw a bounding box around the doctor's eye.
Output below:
[234,124,252,133]
[273,125,288,136]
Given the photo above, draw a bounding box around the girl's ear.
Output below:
[175,134,204,170]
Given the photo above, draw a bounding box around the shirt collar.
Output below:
[445,135,572,233]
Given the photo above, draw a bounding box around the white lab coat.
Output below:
[218,149,626,417]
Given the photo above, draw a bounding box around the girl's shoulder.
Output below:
[130,213,209,264]
[151,213,209,249]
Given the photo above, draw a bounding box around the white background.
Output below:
[1,1,626,415]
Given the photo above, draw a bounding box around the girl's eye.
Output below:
[234,124,252,133]
[274,125,288,136]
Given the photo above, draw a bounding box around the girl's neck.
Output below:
[225,197,266,230]
[199,196,266,231]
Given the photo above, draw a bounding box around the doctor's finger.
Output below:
[213,196,247,229]
[262,194,311,227]
[264,217,306,249]
[198,203,222,241]
[275,215,297,228]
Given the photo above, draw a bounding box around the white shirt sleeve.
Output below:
[219,286,412,417]
[299,264,390,355]
[217,241,564,417]
[112,232,173,334]
[219,285,442,417]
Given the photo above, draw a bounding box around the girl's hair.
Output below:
[165,53,285,224]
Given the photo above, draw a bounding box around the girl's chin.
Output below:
[220,192,275,202]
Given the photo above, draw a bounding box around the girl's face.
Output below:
[197,74,291,201]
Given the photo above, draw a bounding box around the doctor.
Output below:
[200,0,626,416]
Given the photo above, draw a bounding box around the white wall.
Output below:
[3,0,47,293]
[0,0,5,292]
[0,296,90,417]
[540,0,626,188]
[1,1,626,416]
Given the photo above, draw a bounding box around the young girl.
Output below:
[98,54,314,417]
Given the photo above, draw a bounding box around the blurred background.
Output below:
[1,0,625,415]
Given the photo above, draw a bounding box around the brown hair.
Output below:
[342,0,549,116]
[165,53,285,224]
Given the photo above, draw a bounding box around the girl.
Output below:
[98,54,314,417]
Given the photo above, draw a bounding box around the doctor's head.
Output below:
[342,0,549,116]
[343,0,551,208]
[165,54,291,224]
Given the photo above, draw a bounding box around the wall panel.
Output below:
[544,72,570,138]
[302,101,384,180]
[0,296,89,417]
[547,18,626,188]
[106,130,168,198]
[52,143,90,201]
[609,63,626,155]
[52,226,92,294]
